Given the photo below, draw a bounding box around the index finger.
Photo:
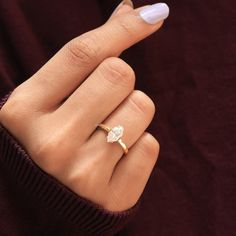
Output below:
[19,3,169,109]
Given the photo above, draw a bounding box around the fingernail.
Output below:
[122,0,134,8]
[112,0,134,14]
[139,3,169,24]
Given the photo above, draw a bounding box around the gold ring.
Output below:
[97,124,128,155]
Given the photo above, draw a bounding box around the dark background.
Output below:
[0,0,236,235]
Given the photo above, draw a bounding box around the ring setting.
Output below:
[98,124,128,154]
[107,125,124,143]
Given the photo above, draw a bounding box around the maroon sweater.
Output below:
[0,0,236,235]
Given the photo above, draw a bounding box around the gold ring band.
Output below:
[97,124,128,155]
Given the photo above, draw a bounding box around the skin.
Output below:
[0,3,164,212]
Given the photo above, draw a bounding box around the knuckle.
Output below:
[68,168,89,189]
[33,136,58,161]
[140,132,160,159]
[101,57,135,88]
[0,100,16,123]
[32,134,65,172]
[65,36,99,66]
[129,90,156,115]
[67,164,100,196]
[116,15,135,36]
[0,90,24,124]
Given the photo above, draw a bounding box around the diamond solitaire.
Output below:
[107,125,124,143]
[97,124,128,155]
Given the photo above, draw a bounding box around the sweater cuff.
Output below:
[0,92,140,235]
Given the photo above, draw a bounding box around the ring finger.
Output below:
[84,90,155,172]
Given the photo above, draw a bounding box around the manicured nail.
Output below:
[139,3,169,24]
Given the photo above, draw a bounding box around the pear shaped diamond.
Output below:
[107,125,124,143]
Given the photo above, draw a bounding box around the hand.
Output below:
[0,2,169,212]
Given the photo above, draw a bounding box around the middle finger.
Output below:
[56,57,135,141]
[22,4,167,110]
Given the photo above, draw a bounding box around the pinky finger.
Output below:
[107,132,160,211]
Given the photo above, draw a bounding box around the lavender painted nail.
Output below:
[139,3,169,24]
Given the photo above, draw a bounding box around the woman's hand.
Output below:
[0,2,169,212]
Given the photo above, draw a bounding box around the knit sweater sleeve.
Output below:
[0,92,140,236]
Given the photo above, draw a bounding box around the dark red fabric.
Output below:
[0,0,236,235]
[0,119,139,236]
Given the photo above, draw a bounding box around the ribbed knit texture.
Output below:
[0,93,140,236]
